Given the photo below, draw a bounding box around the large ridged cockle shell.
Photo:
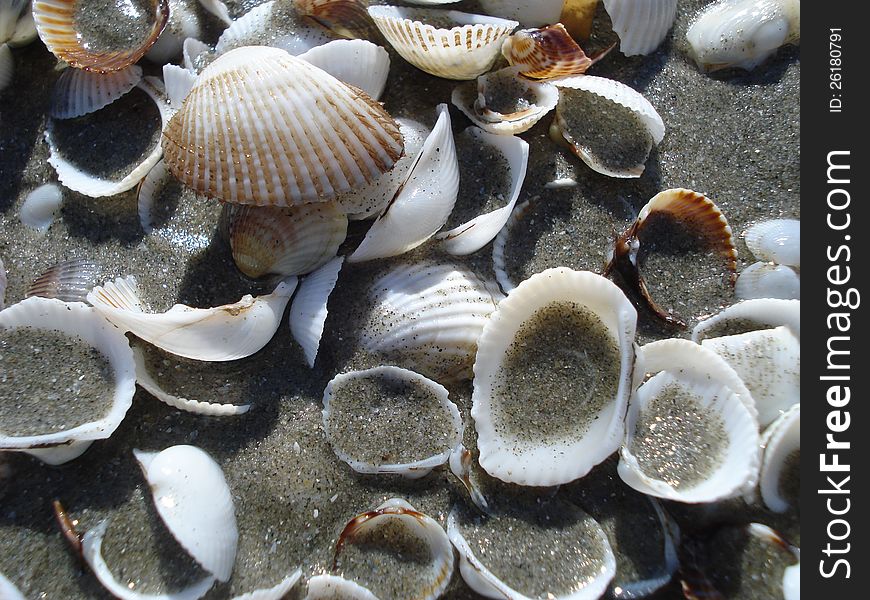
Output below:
[86,275,297,361]
[298,39,390,100]
[551,75,664,178]
[478,0,564,27]
[229,571,302,600]
[19,183,63,234]
[361,261,502,384]
[32,0,170,72]
[289,256,344,367]
[348,104,459,262]
[161,46,404,207]
[0,43,12,91]
[618,339,761,503]
[367,5,518,80]
[602,0,677,56]
[0,257,6,310]
[744,218,800,267]
[133,445,238,582]
[304,575,380,600]
[322,366,462,477]
[25,257,102,303]
[686,0,800,72]
[692,298,800,342]
[333,498,454,600]
[473,268,637,486]
[50,64,143,119]
[296,0,380,41]
[735,262,800,300]
[501,23,596,80]
[214,0,336,56]
[228,203,348,279]
[758,403,799,513]
[0,297,136,452]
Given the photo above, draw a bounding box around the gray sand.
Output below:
[0,0,799,598]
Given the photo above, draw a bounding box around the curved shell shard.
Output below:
[744,218,800,267]
[229,570,303,600]
[735,262,800,300]
[759,403,799,513]
[692,298,800,342]
[289,256,344,367]
[603,0,677,56]
[25,258,102,303]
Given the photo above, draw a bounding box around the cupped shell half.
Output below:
[692,298,800,342]
[50,64,143,119]
[367,5,518,80]
[304,575,380,600]
[322,366,462,477]
[744,218,800,267]
[501,23,594,80]
[472,268,637,486]
[602,0,677,56]
[162,45,403,207]
[758,403,799,513]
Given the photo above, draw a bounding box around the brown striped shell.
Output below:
[296,0,380,41]
[502,23,594,80]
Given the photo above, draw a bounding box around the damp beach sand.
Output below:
[0,0,798,598]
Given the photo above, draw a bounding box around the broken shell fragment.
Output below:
[0,572,26,600]
[735,262,800,300]
[602,0,677,56]
[758,403,799,513]
[322,366,462,477]
[25,257,102,303]
[491,198,532,294]
[289,256,344,367]
[297,39,390,100]
[19,183,63,234]
[473,268,637,486]
[501,23,594,80]
[692,298,800,342]
[296,0,380,41]
[137,158,170,234]
[744,218,800,267]
[50,64,143,119]
[783,562,800,600]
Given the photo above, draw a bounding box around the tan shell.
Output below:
[501,23,594,80]
[296,0,380,41]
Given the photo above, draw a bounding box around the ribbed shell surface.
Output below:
[50,65,143,119]
[162,46,404,207]
[603,0,677,56]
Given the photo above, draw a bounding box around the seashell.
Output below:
[297,39,390,100]
[1,0,32,45]
[162,46,404,207]
[744,218,800,267]
[0,43,12,91]
[296,0,380,41]
[783,562,799,600]
[348,104,458,262]
[46,77,170,198]
[367,5,518,80]
[304,575,380,600]
[133,445,238,581]
[229,203,348,279]
[82,519,217,600]
[602,0,678,56]
[686,0,800,72]
[604,188,737,327]
[32,0,170,72]
[16,441,94,465]
[25,257,102,303]
[501,23,595,80]
[701,325,799,427]
[183,36,213,73]
[0,572,26,600]
[447,500,617,600]
[322,366,462,477]
[491,198,532,294]
[478,0,564,28]
[618,338,761,503]
[197,0,232,25]
[162,63,197,111]
[448,443,490,513]
[50,64,143,119]
[19,182,63,234]
[361,261,502,384]
[137,158,169,234]
[735,262,800,300]
[551,75,664,178]
[692,298,800,342]
[0,297,136,450]
[289,256,344,367]
[214,0,336,56]
[230,570,303,600]
[473,268,637,486]
[86,275,297,361]
[758,403,799,513]
[437,128,529,255]
[333,498,454,600]
[146,0,209,64]
[561,0,601,41]
[450,66,559,135]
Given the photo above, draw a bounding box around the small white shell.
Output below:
[0,571,26,600]
[146,0,207,65]
[478,0,564,27]
[215,0,335,56]
[133,445,238,582]
[137,159,170,234]
[692,298,800,342]
[473,268,637,486]
[297,39,390,101]
[86,275,297,362]
[198,0,232,25]
[744,218,800,267]
[603,0,677,56]
[0,43,12,91]
[50,64,143,119]
[782,562,800,600]
[20,183,63,234]
[304,575,380,600]
[183,37,213,73]
[348,104,459,262]
[758,402,800,513]
[368,5,518,80]
[735,262,800,300]
[686,0,800,72]
[289,256,344,368]
[230,570,302,600]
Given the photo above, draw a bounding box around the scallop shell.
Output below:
[692,298,800,342]
[478,0,564,27]
[32,0,170,72]
[214,0,335,56]
[0,297,136,450]
[744,218,800,267]
[618,339,761,503]
[361,261,502,384]
[288,256,344,367]
[348,104,458,262]
[602,0,678,56]
[759,403,799,513]
[19,182,63,234]
[367,5,518,80]
[296,0,380,41]
[501,23,594,80]
[437,128,529,255]
[686,0,800,72]
[50,64,143,119]
[25,257,102,303]
[735,262,800,300]
[304,575,380,600]
[86,275,297,361]
[230,571,303,600]
[0,43,12,91]
[473,268,637,486]
[162,46,403,207]
[322,366,462,477]
[228,203,348,279]
[297,39,390,100]
[133,445,237,581]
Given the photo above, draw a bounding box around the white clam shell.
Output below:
[133,445,238,582]
[437,128,529,255]
[198,0,232,26]
[603,0,678,56]
[183,37,213,73]
[368,5,518,80]
[215,0,334,56]
[473,268,637,486]
[0,571,26,600]
[0,297,136,449]
[87,275,297,362]
[50,64,143,119]
[686,0,800,72]
[735,261,800,300]
[229,570,302,600]
[692,298,800,342]
[701,325,800,427]
[0,43,14,91]
[759,403,800,513]
[349,104,459,262]
[146,0,207,65]
[20,183,63,234]
[618,339,761,503]
[289,257,344,368]
[304,575,381,600]
[478,0,564,27]
[162,63,198,112]
[298,39,390,101]
[744,218,800,267]
[322,366,461,477]
[782,562,800,600]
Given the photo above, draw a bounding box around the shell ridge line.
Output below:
[209,73,234,200]
[335,80,403,169]
[217,70,250,200]
[238,62,287,204]
[223,69,257,201]
[275,70,327,201]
